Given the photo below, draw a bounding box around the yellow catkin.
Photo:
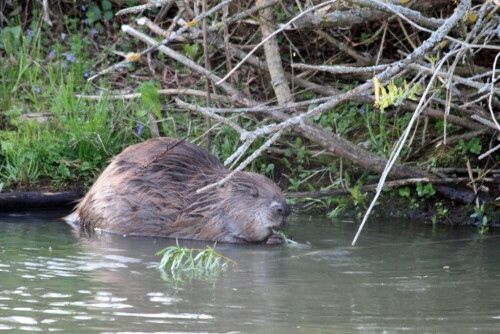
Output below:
[187,20,199,27]
[127,53,141,61]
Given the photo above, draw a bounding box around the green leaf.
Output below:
[482,216,488,226]
[102,0,112,10]
[103,11,114,21]
[398,186,410,198]
[139,82,160,113]
[468,137,482,155]
[182,43,200,59]
[136,109,148,118]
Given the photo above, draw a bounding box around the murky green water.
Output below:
[1,210,500,333]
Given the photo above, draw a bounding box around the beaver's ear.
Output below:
[249,186,259,198]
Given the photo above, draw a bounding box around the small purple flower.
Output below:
[137,124,144,135]
[360,107,366,115]
[81,5,86,11]
[27,29,33,36]
[83,19,88,25]
[62,62,67,69]
[65,54,76,63]
[61,33,66,40]
[84,72,89,78]
[49,51,55,58]
[91,29,98,36]
[34,87,40,94]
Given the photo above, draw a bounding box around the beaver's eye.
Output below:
[249,186,259,198]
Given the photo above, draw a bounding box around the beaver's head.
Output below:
[218,171,291,243]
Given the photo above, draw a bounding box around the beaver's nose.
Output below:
[272,201,291,217]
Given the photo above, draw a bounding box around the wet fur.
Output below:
[71,138,290,242]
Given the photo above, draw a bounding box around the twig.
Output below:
[202,0,212,151]
[488,52,500,131]
[435,129,488,147]
[466,160,480,208]
[196,129,286,193]
[115,0,173,16]
[175,99,245,135]
[430,167,500,174]
[228,139,255,168]
[137,136,190,173]
[479,142,500,160]
[292,63,389,74]
[471,114,499,131]
[75,88,234,104]
[286,177,482,199]
[345,0,445,29]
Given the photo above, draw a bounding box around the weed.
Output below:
[471,204,489,234]
[398,186,411,198]
[271,229,303,247]
[456,137,482,155]
[156,240,236,280]
[416,183,436,198]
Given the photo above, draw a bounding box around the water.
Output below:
[1,210,500,333]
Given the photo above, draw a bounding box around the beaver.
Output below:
[66,137,291,244]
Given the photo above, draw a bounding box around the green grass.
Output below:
[0,20,148,189]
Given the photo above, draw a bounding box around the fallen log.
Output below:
[0,191,83,211]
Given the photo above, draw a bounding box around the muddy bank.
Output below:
[295,194,500,229]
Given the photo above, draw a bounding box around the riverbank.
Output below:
[1,185,497,231]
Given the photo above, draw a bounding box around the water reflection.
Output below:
[0,211,500,332]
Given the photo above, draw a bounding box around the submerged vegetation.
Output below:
[1,0,500,229]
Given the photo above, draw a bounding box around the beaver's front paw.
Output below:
[266,233,284,245]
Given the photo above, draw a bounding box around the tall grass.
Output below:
[0,21,148,188]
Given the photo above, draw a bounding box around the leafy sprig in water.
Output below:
[156,240,237,276]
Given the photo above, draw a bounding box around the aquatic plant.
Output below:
[272,229,307,247]
[156,240,236,276]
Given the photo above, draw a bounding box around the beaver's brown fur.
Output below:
[67,137,291,243]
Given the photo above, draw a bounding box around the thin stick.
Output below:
[466,160,480,208]
[202,0,212,151]
[488,52,500,131]
[196,129,285,193]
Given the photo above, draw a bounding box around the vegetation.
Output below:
[156,240,236,280]
[1,0,500,230]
